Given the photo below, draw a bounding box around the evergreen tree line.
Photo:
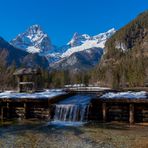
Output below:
[39,70,91,88]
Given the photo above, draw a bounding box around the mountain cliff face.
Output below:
[97,11,148,88]
[11,24,53,53]
[0,37,49,68]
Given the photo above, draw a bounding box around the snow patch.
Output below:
[26,46,40,53]
[115,42,127,51]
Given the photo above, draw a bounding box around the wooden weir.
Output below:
[90,97,148,124]
[0,93,74,121]
[0,90,148,125]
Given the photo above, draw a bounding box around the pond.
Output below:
[0,120,148,148]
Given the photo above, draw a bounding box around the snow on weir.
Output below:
[0,89,66,99]
[100,91,147,99]
[64,84,111,91]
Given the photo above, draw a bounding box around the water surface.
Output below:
[0,120,148,148]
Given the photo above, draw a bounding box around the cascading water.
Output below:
[51,95,92,125]
[54,104,89,122]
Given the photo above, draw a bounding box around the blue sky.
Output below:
[0,0,147,45]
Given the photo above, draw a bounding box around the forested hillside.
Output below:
[94,11,148,88]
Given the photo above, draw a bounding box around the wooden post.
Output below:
[33,74,36,92]
[18,75,23,92]
[102,103,107,122]
[1,107,3,121]
[7,103,9,118]
[129,104,134,124]
[24,103,26,119]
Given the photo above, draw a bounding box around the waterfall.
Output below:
[50,95,92,126]
[53,104,89,122]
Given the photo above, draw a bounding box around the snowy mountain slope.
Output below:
[61,28,116,58]
[11,24,53,53]
[50,47,103,71]
[61,39,105,58]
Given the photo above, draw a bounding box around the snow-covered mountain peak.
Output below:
[11,24,53,53]
[27,24,43,33]
[67,32,91,47]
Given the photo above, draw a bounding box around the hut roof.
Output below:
[13,68,41,76]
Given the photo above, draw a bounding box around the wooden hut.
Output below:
[13,68,41,92]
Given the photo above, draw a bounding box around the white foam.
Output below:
[48,120,86,127]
